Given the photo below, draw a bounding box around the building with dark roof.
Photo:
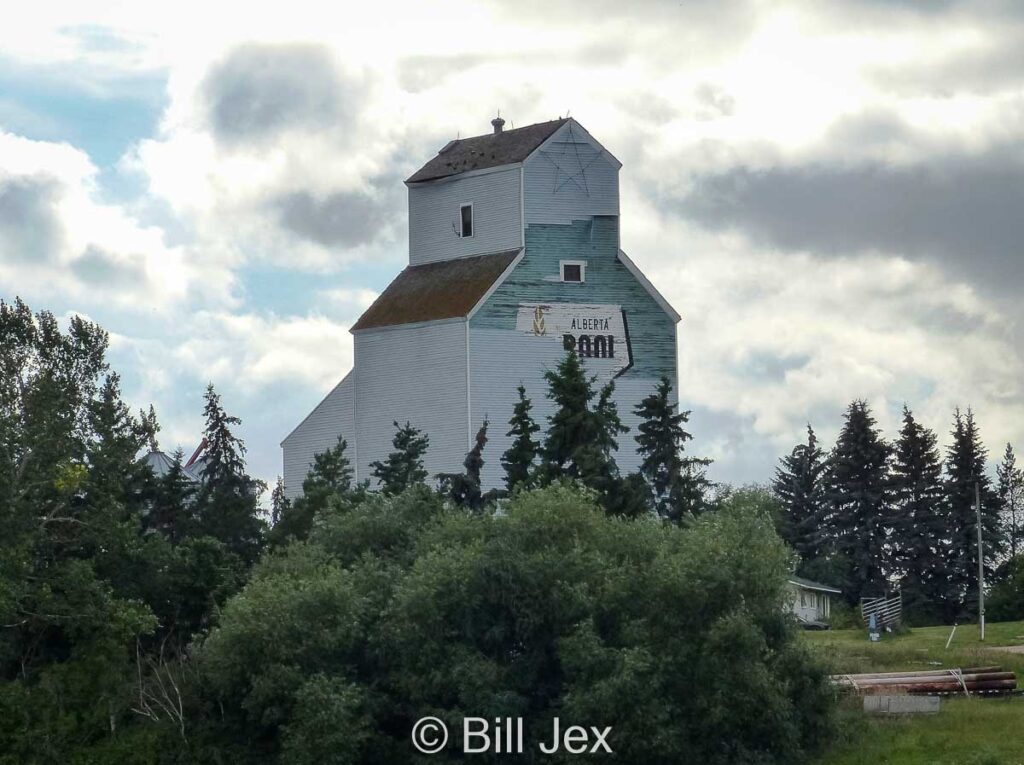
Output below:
[281,117,680,495]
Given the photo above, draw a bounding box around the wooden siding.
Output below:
[408,166,523,266]
[353,320,469,485]
[788,585,832,623]
[473,217,678,379]
[281,371,355,500]
[469,329,666,490]
[523,121,619,226]
[469,216,679,490]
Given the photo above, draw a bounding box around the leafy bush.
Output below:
[826,600,861,631]
[198,482,835,764]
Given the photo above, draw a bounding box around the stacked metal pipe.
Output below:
[832,666,1018,696]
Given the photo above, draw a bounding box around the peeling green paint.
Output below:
[472,217,677,380]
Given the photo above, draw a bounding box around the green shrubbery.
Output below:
[196,483,835,764]
[1,299,836,763]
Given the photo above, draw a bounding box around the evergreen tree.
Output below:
[141,404,161,452]
[271,437,355,545]
[541,350,600,481]
[439,419,490,511]
[540,351,625,490]
[579,380,628,494]
[890,406,946,622]
[997,443,1024,559]
[199,383,246,486]
[826,400,892,603]
[773,424,828,561]
[301,435,354,502]
[604,472,654,518]
[944,408,1002,619]
[501,384,540,491]
[635,376,711,521]
[145,448,197,541]
[370,421,429,494]
[196,384,265,564]
[270,476,289,526]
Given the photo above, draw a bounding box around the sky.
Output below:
[1,0,1022,492]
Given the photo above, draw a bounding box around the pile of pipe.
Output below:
[832,666,1017,696]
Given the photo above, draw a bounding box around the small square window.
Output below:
[460,204,473,237]
[560,261,585,282]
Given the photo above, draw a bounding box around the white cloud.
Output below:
[171,311,354,393]
[627,212,1024,473]
[4,0,1024,486]
[0,131,191,312]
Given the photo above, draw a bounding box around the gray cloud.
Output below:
[0,176,64,263]
[676,146,1024,293]
[693,83,735,121]
[274,190,388,248]
[737,351,812,383]
[201,43,356,145]
[71,244,147,288]
[396,45,624,94]
[871,28,1024,97]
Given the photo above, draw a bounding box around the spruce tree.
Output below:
[580,380,628,494]
[635,376,711,521]
[890,406,946,622]
[501,384,540,492]
[196,383,265,563]
[199,383,246,486]
[826,400,892,603]
[270,437,356,545]
[370,421,429,494]
[541,350,601,481]
[439,419,490,511]
[997,443,1024,559]
[540,351,629,505]
[944,408,1002,619]
[773,424,828,561]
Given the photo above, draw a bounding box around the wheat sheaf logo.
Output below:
[532,306,547,336]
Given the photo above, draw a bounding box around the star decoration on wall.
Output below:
[539,126,603,195]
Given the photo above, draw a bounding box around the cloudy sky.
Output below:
[1,0,1022,490]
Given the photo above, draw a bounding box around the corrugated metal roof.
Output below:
[788,575,842,594]
[406,119,568,184]
[351,249,521,331]
[141,450,204,483]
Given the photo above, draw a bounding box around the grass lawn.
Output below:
[806,620,1024,765]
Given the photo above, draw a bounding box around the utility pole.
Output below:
[976,481,985,642]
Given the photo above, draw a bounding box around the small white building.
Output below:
[787,576,841,628]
